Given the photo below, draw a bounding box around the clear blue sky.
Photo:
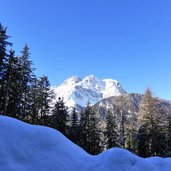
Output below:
[0,0,171,99]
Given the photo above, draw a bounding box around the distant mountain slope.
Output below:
[52,75,126,111]
[91,93,171,120]
[1,116,171,171]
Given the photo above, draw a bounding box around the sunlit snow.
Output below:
[0,116,171,171]
[52,75,126,111]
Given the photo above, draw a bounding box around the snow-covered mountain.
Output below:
[52,75,126,110]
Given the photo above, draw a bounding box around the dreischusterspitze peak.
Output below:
[52,75,126,111]
[64,76,82,85]
[84,74,96,79]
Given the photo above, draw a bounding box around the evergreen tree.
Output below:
[166,111,171,156]
[3,50,19,117]
[0,23,12,80]
[0,23,12,114]
[116,96,127,148]
[88,110,103,154]
[51,97,68,136]
[17,45,34,120]
[125,103,138,153]
[137,124,150,157]
[37,76,52,125]
[79,104,90,151]
[0,24,53,126]
[70,108,79,144]
[105,110,119,149]
[154,101,167,157]
[125,115,138,153]
[79,103,102,155]
[29,76,39,124]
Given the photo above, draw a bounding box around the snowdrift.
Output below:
[0,116,171,171]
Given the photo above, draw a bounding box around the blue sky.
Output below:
[0,0,171,99]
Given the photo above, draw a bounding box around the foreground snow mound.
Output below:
[0,116,92,171]
[1,116,171,171]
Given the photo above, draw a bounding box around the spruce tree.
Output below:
[0,23,12,80]
[125,116,138,153]
[116,96,127,148]
[51,97,68,136]
[88,109,103,154]
[79,104,90,151]
[137,124,150,157]
[29,76,39,124]
[125,107,138,153]
[3,50,19,117]
[79,103,102,155]
[105,110,119,149]
[70,108,79,144]
[17,45,34,120]
[166,111,171,156]
[37,76,53,125]
[0,23,12,114]
[154,101,167,157]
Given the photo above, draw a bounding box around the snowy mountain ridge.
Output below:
[52,75,126,110]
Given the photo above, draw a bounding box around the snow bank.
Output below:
[0,116,171,171]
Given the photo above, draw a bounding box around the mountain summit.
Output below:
[52,75,126,110]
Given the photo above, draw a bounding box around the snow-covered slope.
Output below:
[52,75,126,110]
[1,116,171,171]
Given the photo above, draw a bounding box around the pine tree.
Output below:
[137,124,150,157]
[79,104,90,151]
[0,23,12,114]
[51,97,68,136]
[79,103,102,155]
[3,50,19,117]
[125,116,138,153]
[17,45,34,120]
[88,110,103,154]
[116,96,127,148]
[0,23,12,80]
[37,76,53,125]
[0,24,53,126]
[8,57,22,119]
[29,76,39,124]
[125,104,138,154]
[70,108,79,144]
[105,110,119,149]
[166,111,171,156]
[154,101,167,157]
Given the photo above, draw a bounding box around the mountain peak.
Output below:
[52,75,126,111]
[63,76,82,85]
[84,74,96,80]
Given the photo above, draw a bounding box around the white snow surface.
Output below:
[1,116,171,171]
[52,75,126,110]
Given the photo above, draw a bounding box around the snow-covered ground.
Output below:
[0,116,171,171]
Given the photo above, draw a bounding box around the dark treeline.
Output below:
[0,23,53,124]
[104,89,171,158]
[1,23,171,157]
